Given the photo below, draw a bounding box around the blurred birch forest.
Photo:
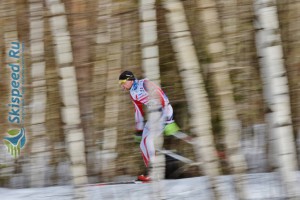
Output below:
[0,0,300,191]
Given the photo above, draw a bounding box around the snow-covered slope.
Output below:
[1,172,300,200]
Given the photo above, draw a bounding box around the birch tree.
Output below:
[99,1,122,181]
[216,0,238,68]
[91,0,111,182]
[118,2,143,177]
[254,0,299,198]
[163,1,222,198]
[277,0,300,165]
[195,0,248,198]
[140,0,161,86]
[46,0,88,187]
[139,1,165,198]
[2,0,21,187]
[196,0,247,175]
[29,0,49,187]
[164,0,221,176]
[66,0,94,182]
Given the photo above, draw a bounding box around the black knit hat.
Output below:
[119,71,135,80]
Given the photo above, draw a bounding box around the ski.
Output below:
[157,148,194,164]
[171,131,225,160]
[171,131,195,144]
[91,180,147,186]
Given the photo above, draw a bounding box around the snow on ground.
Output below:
[1,172,299,200]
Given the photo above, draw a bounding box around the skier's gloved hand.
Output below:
[134,130,143,143]
[164,122,180,136]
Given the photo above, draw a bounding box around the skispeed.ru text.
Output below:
[7,42,22,124]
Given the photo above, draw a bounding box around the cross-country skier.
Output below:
[119,71,180,181]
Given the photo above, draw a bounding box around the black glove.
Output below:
[134,130,143,143]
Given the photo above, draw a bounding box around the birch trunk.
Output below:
[0,1,5,136]
[2,0,22,187]
[65,0,94,182]
[164,0,220,177]
[163,1,221,198]
[99,1,122,181]
[196,0,247,175]
[287,1,300,168]
[91,0,111,182]
[29,0,49,187]
[216,0,238,68]
[140,1,165,198]
[254,0,299,198]
[277,1,300,166]
[196,0,247,198]
[140,0,161,86]
[118,3,142,177]
[46,0,88,187]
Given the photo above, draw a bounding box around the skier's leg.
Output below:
[147,111,165,180]
[140,123,156,167]
[139,115,166,181]
[138,123,156,181]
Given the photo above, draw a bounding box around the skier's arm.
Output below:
[132,99,145,131]
[131,100,144,142]
[143,80,166,108]
[134,130,143,142]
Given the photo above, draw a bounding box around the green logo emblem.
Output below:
[3,128,26,158]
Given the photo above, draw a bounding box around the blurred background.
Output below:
[0,0,300,198]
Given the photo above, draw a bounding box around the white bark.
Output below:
[99,1,123,181]
[140,0,161,85]
[196,0,247,175]
[285,1,300,166]
[3,1,19,92]
[91,0,112,181]
[164,1,225,198]
[216,0,238,67]
[28,0,50,187]
[254,0,299,198]
[46,0,88,187]
[139,1,165,198]
[2,0,24,187]
[163,0,220,177]
[195,0,248,198]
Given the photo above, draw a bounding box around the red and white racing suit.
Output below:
[130,79,174,167]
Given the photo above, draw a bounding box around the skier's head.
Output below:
[119,71,135,91]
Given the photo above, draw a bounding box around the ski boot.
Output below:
[137,174,151,182]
